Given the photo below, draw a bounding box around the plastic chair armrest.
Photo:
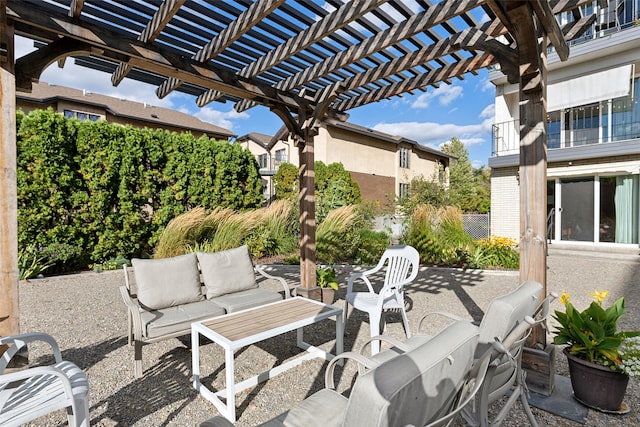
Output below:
[0,332,63,373]
[346,272,375,294]
[0,365,75,400]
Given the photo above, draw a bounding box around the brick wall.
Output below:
[490,166,520,240]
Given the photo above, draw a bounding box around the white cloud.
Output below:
[193,107,250,131]
[373,102,494,150]
[411,84,463,109]
[479,76,494,92]
[479,103,495,119]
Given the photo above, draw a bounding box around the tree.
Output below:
[441,137,490,213]
[273,161,361,222]
[273,162,299,202]
[315,161,361,222]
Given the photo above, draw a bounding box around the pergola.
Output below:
[0,0,596,347]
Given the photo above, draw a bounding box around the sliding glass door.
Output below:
[551,174,639,244]
[560,178,594,241]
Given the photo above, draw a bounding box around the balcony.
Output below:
[492,119,640,157]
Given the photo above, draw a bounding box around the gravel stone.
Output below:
[16,248,640,426]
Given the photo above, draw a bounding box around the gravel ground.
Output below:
[16,248,640,426]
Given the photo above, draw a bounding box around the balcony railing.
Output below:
[492,119,640,156]
[565,0,640,47]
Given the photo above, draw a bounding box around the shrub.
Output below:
[92,255,130,272]
[316,205,358,263]
[18,244,55,280]
[476,236,519,269]
[353,229,390,265]
[155,201,297,259]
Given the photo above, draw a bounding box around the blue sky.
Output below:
[16,35,495,167]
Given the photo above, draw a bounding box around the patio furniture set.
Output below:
[0,245,552,427]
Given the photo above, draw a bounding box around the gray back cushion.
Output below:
[132,253,203,310]
[478,280,542,352]
[344,320,479,427]
[197,246,257,299]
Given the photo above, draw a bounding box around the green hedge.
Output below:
[16,108,263,272]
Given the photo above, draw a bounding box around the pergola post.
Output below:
[0,0,19,344]
[511,4,554,395]
[297,123,317,293]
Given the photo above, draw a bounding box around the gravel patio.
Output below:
[17,248,640,426]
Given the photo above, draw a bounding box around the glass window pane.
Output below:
[547,111,561,149]
[600,177,616,242]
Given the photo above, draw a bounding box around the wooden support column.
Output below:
[0,1,19,343]
[518,35,548,300]
[297,127,317,293]
[512,4,554,395]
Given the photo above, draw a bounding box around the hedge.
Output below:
[16,108,263,272]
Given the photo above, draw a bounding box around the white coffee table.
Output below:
[191,296,343,422]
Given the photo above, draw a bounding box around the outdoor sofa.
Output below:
[120,245,290,378]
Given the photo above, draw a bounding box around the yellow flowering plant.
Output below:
[553,290,640,371]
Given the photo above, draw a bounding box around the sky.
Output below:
[15,35,496,167]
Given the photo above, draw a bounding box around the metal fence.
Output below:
[462,214,490,239]
[375,213,490,241]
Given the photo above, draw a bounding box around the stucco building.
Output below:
[489,0,640,249]
[238,120,452,207]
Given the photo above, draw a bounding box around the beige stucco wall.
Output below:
[490,166,520,240]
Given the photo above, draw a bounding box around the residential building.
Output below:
[17,82,235,140]
[238,120,452,207]
[489,0,640,249]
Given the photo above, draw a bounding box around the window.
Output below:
[274,148,287,167]
[547,111,561,149]
[63,109,100,122]
[569,103,600,146]
[399,183,410,200]
[257,154,267,168]
[399,147,410,169]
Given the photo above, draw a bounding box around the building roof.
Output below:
[268,120,453,160]
[17,82,235,138]
[323,118,454,160]
[236,132,273,148]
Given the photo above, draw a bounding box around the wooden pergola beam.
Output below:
[67,0,84,19]
[7,2,311,111]
[111,0,185,86]
[196,0,387,107]
[156,0,284,99]
[531,0,569,61]
[236,0,484,112]
[336,53,496,111]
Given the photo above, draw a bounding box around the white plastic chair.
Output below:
[0,332,90,427]
[344,245,420,354]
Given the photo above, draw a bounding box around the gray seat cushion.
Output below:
[343,320,479,427]
[132,253,203,310]
[261,388,348,427]
[209,288,283,313]
[141,299,225,339]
